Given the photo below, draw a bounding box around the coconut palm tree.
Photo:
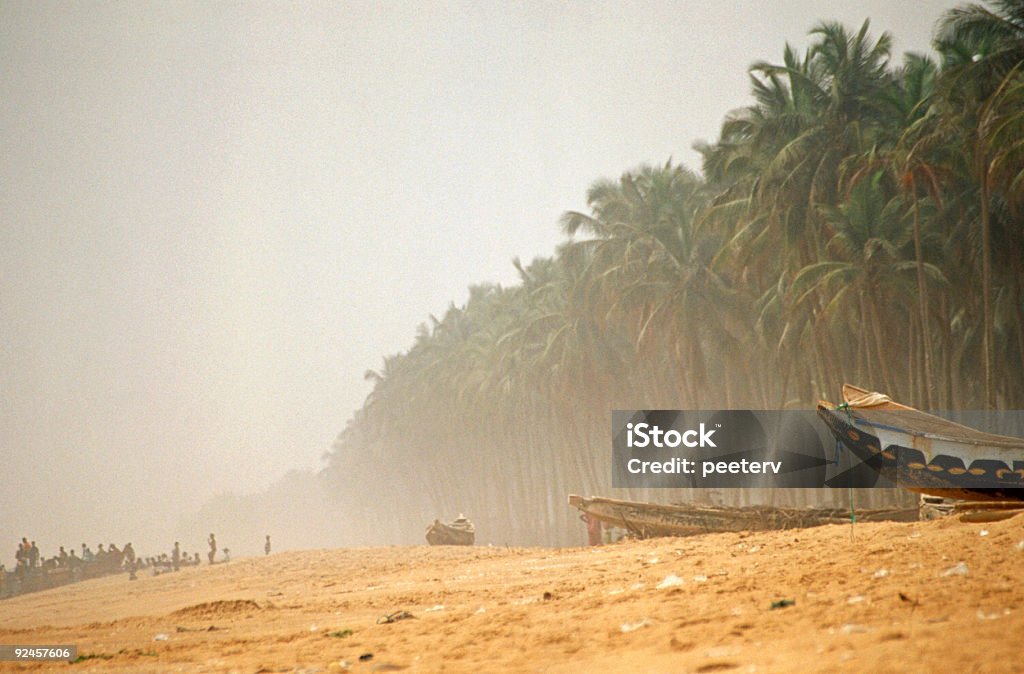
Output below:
[934,3,1024,406]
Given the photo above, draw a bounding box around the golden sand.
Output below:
[1,513,1021,673]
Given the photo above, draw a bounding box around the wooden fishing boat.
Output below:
[817,384,1024,501]
[425,514,475,545]
[567,494,918,539]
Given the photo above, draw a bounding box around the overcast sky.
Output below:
[1,0,961,555]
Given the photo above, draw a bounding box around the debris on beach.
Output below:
[899,592,920,608]
[941,562,968,577]
[656,574,683,589]
[620,618,651,633]
[976,609,1002,621]
[377,611,416,624]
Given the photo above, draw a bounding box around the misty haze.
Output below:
[2,1,1024,672]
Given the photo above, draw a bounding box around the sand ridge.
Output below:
[1,514,1022,673]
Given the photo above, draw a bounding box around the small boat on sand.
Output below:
[817,384,1024,501]
[425,514,475,545]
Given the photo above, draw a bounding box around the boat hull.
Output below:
[567,494,918,539]
[425,520,475,546]
[817,386,1024,501]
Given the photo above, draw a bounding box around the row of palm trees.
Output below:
[324,3,1024,546]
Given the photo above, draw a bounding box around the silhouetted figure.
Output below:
[123,543,135,566]
[207,534,216,565]
[172,542,181,571]
[222,548,230,562]
[15,538,28,568]
[82,543,94,562]
[264,535,271,556]
[108,543,122,567]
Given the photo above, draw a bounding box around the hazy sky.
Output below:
[1,1,960,555]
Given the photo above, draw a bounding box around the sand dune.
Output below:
[1,513,1022,673]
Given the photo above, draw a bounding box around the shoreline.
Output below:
[1,515,1021,672]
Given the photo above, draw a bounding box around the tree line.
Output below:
[324,3,1024,546]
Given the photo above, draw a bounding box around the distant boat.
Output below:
[425,514,475,546]
[817,384,1024,501]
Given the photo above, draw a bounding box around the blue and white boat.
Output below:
[817,384,1024,501]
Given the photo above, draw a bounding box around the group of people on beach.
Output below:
[162,534,226,571]
[2,537,138,598]
[2,532,238,599]
[11,537,137,575]
[2,532,276,600]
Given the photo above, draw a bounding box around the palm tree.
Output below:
[869,53,945,406]
[792,173,944,396]
[938,1,1024,89]
[560,162,742,407]
[936,3,1024,406]
[323,7,1024,546]
[698,20,903,404]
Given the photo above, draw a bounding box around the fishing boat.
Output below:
[817,384,1024,501]
[567,494,917,539]
[425,514,475,545]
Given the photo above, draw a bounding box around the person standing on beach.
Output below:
[207,534,216,564]
[264,535,271,556]
[124,543,137,579]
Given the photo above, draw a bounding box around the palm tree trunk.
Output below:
[1014,257,1024,408]
[912,201,934,408]
[940,294,954,409]
[867,289,896,394]
[979,164,995,408]
[908,314,917,405]
[859,293,877,387]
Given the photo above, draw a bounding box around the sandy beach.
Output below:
[1,513,1022,673]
